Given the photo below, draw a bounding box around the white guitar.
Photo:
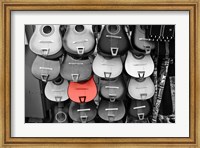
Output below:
[92,54,123,79]
[29,25,62,57]
[125,51,154,78]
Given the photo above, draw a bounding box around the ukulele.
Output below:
[31,55,60,82]
[128,77,155,100]
[100,76,126,102]
[131,25,155,54]
[63,25,96,58]
[68,76,97,103]
[53,102,69,123]
[68,101,97,123]
[60,54,92,82]
[98,99,126,122]
[97,25,130,57]
[129,99,151,120]
[92,54,123,79]
[44,76,69,102]
[125,51,154,78]
[29,25,63,58]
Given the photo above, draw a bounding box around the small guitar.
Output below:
[131,25,155,54]
[44,76,69,102]
[98,99,126,122]
[60,54,92,82]
[29,25,63,58]
[63,25,96,58]
[68,76,97,103]
[53,102,69,123]
[68,101,97,123]
[125,51,154,78]
[31,55,60,82]
[129,99,151,120]
[98,25,130,57]
[92,54,123,79]
[128,77,155,100]
[100,76,126,102]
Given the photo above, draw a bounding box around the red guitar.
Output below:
[68,76,97,103]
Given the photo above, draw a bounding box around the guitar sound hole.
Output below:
[108,25,119,34]
[53,77,64,85]
[43,25,52,34]
[75,25,84,32]
[56,112,66,122]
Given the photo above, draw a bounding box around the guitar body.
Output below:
[100,77,126,102]
[29,25,62,58]
[63,25,96,58]
[128,77,155,100]
[125,51,154,78]
[69,101,97,123]
[53,102,69,123]
[92,54,123,79]
[60,55,92,82]
[129,99,151,120]
[68,76,97,103]
[31,56,60,82]
[98,99,126,122]
[98,25,130,57]
[45,76,69,102]
[131,25,155,54]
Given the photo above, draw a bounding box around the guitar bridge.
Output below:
[76,47,85,55]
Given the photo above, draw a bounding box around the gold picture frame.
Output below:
[0,0,199,147]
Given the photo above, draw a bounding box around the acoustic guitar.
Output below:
[68,101,97,123]
[98,99,126,122]
[44,76,69,102]
[31,55,60,82]
[63,25,96,58]
[99,76,126,102]
[92,54,123,79]
[60,54,92,82]
[53,102,69,123]
[68,76,97,103]
[29,25,63,59]
[129,99,151,120]
[97,25,130,57]
[131,25,155,54]
[125,51,154,78]
[128,77,155,100]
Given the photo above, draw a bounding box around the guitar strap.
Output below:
[152,41,170,123]
[152,42,159,107]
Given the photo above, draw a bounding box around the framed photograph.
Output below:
[1,0,199,147]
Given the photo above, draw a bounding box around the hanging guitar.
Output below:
[99,76,126,102]
[63,25,96,58]
[68,101,97,123]
[125,51,154,78]
[92,54,123,79]
[31,55,60,82]
[29,25,63,59]
[98,98,126,122]
[97,25,130,57]
[44,76,69,102]
[60,54,92,82]
[52,102,69,123]
[68,76,97,103]
[148,25,175,42]
[129,99,151,121]
[128,77,155,100]
[130,25,155,54]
